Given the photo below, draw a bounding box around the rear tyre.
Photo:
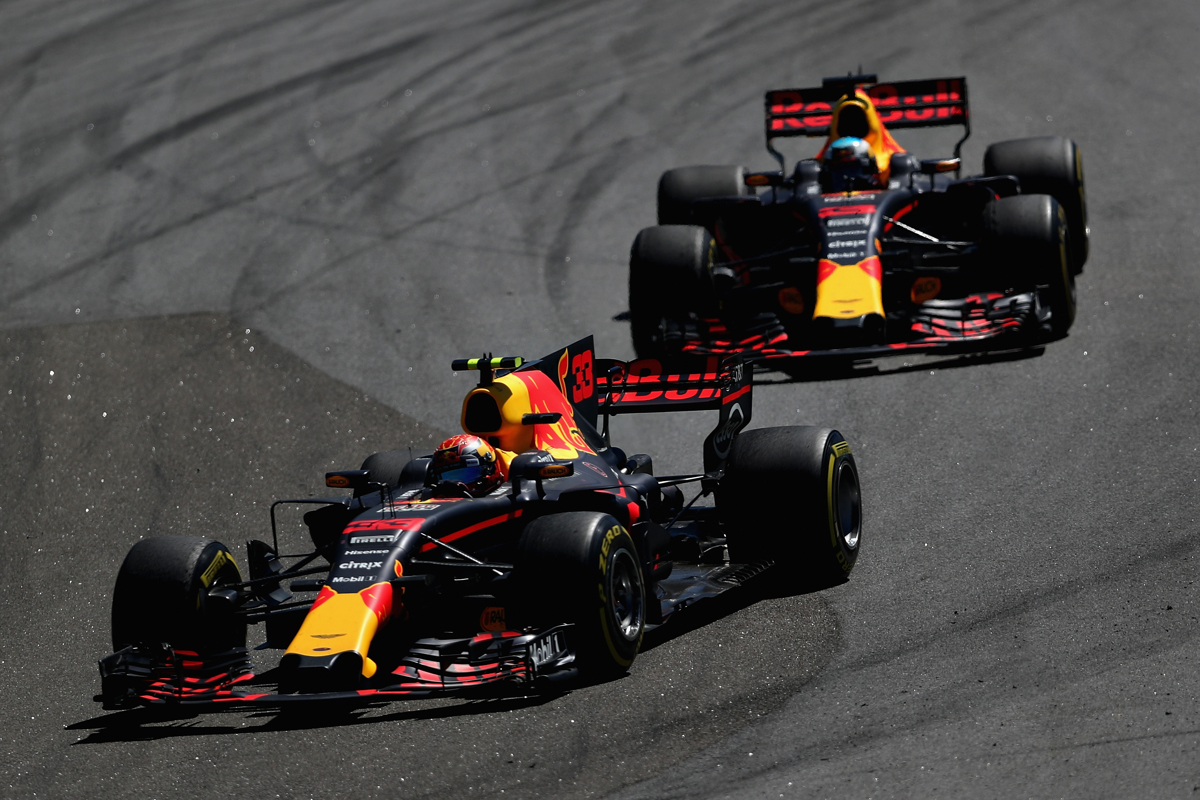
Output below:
[984,136,1087,274]
[983,194,1075,336]
[111,537,245,653]
[717,427,862,586]
[629,224,716,358]
[657,165,751,225]
[514,512,645,676]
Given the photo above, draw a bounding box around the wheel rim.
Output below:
[608,548,644,642]
[834,461,862,550]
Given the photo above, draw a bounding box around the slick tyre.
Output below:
[984,136,1088,274]
[360,449,409,488]
[983,194,1075,336]
[717,427,862,587]
[629,224,716,359]
[657,165,752,225]
[515,512,645,676]
[111,537,245,653]
[359,451,431,497]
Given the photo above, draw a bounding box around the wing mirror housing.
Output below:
[325,470,371,490]
[920,157,961,174]
[509,451,574,497]
[744,171,784,187]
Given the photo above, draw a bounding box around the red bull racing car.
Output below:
[97,337,863,710]
[629,74,1088,366]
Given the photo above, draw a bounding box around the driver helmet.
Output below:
[824,136,879,191]
[430,434,505,495]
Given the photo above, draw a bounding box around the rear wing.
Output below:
[595,355,752,472]
[765,75,970,159]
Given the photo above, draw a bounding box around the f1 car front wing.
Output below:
[96,626,576,709]
[674,291,1041,362]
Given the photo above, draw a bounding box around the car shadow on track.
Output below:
[753,344,1048,385]
[66,689,568,744]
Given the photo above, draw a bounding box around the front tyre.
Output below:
[360,449,409,487]
[983,194,1075,337]
[111,537,246,653]
[515,512,645,675]
[717,427,862,586]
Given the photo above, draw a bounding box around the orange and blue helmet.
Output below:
[430,434,504,495]
[827,136,873,164]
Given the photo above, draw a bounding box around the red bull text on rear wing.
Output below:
[765,76,969,139]
[595,355,752,473]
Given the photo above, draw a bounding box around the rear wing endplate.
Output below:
[765,76,970,159]
[595,355,752,472]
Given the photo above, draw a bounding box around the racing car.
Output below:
[96,336,863,710]
[629,74,1088,366]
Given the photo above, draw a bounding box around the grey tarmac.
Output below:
[3,0,1200,798]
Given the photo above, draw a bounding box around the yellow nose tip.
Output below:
[813,258,884,320]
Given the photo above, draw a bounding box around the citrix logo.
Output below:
[338,561,383,570]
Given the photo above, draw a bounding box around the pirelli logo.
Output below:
[831,440,852,458]
[200,551,231,588]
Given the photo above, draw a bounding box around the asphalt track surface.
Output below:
[3,0,1200,797]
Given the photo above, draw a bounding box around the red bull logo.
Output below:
[813,256,884,320]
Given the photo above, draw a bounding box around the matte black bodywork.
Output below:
[97,338,771,709]
[639,75,1080,364]
[672,171,1043,361]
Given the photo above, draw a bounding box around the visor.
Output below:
[435,455,488,486]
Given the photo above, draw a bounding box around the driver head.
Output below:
[823,136,879,192]
[430,434,505,495]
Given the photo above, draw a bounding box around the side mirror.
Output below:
[325,469,370,491]
[509,451,574,497]
[920,157,961,175]
[744,171,784,187]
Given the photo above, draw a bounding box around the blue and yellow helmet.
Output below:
[823,137,879,191]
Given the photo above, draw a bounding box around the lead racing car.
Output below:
[96,337,863,709]
[630,74,1088,366]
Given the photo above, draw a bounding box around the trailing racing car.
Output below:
[96,336,863,710]
[629,74,1088,366]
